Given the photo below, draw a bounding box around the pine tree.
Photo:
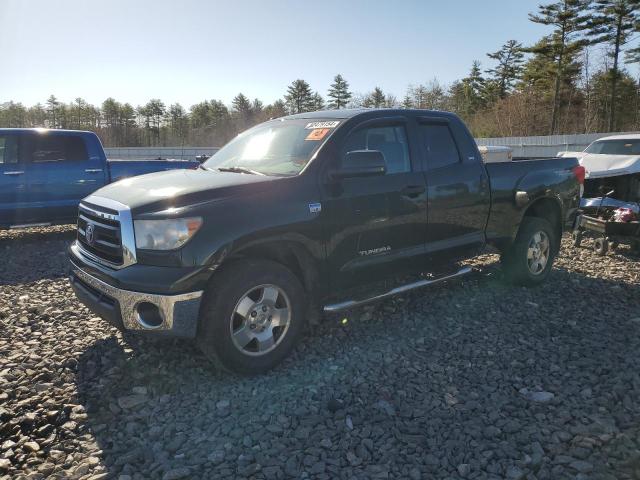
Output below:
[284,79,314,114]
[231,93,252,115]
[363,87,386,108]
[585,0,640,130]
[462,61,487,114]
[311,92,325,111]
[401,92,414,109]
[264,100,287,119]
[46,95,60,128]
[527,0,591,133]
[327,74,352,109]
[232,93,253,129]
[486,40,525,98]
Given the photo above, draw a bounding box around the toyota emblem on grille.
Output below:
[85,223,95,245]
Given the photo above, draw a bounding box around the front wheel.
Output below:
[197,259,307,374]
[501,217,557,286]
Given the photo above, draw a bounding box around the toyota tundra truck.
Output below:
[68,109,583,374]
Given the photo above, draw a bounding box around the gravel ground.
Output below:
[1,226,640,480]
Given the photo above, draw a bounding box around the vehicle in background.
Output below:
[69,109,583,374]
[558,134,640,203]
[478,145,513,163]
[0,129,199,228]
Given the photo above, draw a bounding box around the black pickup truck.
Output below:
[69,109,583,373]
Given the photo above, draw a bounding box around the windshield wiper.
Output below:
[217,166,265,176]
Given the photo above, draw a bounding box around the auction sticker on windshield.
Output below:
[305,128,331,141]
[305,121,340,129]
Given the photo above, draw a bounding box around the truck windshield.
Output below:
[585,139,640,155]
[203,119,340,176]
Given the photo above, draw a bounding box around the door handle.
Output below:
[85,169,103,173]
[400,185,426,197]
[3,171,24,176]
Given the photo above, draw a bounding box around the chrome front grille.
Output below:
[75,196,137,269]
[78,205,123,265]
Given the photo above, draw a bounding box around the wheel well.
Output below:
[523,198,562,248]
[225,241,319,295]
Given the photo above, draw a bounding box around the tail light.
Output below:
[572,165,585,185]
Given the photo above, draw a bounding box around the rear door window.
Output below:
[419,124,461,170]
[0,136,19,164]
[27,135,88,163]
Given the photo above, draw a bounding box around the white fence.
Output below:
[104,131,640,161]
[476,131,640,158]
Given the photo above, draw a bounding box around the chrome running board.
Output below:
[323,266,472,313]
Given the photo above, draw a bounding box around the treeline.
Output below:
[1,0,639,146]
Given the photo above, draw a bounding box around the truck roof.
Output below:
[0,128,95,134]
[282,108,456,120]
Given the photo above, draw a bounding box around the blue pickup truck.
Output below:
[0,129,199,228]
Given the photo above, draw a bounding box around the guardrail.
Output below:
[105,147,219,160]
[476,131,640,158]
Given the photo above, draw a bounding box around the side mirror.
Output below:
[330,150,386,179]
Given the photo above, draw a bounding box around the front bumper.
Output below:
[70,265,203,338]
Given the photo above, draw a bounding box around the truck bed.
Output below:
[484,156,580,244]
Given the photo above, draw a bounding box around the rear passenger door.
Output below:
[0,134,26,226]
[23,133,106,223]
[418,117,490,264]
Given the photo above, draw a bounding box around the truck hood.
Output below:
[579,153,640,179]
[90,168,280,212]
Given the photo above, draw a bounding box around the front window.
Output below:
[0,136,19,164]
[203,118,340,176]
[585,139,640,155]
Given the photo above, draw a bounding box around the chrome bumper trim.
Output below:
[72,266,202,332]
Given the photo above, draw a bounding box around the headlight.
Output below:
[134,217,202,250]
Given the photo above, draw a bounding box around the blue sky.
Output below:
[0,0,629,108]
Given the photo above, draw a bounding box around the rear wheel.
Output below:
[197,259,307,374]
[501,217,557,286]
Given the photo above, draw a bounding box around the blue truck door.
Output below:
[0,133,26,226]
[23,132,106,224]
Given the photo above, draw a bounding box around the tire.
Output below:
[197,259,307,374]
[593,237,608,256]
[501,217,557,286]
[572,230,582,247]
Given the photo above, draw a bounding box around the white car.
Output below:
[558,134,640,202]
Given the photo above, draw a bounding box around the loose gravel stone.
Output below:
[1,226,640,479]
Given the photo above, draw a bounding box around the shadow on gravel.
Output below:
[73,260,640,479]
[0,229,75,285]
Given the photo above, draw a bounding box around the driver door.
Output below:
[322,118,429,292]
